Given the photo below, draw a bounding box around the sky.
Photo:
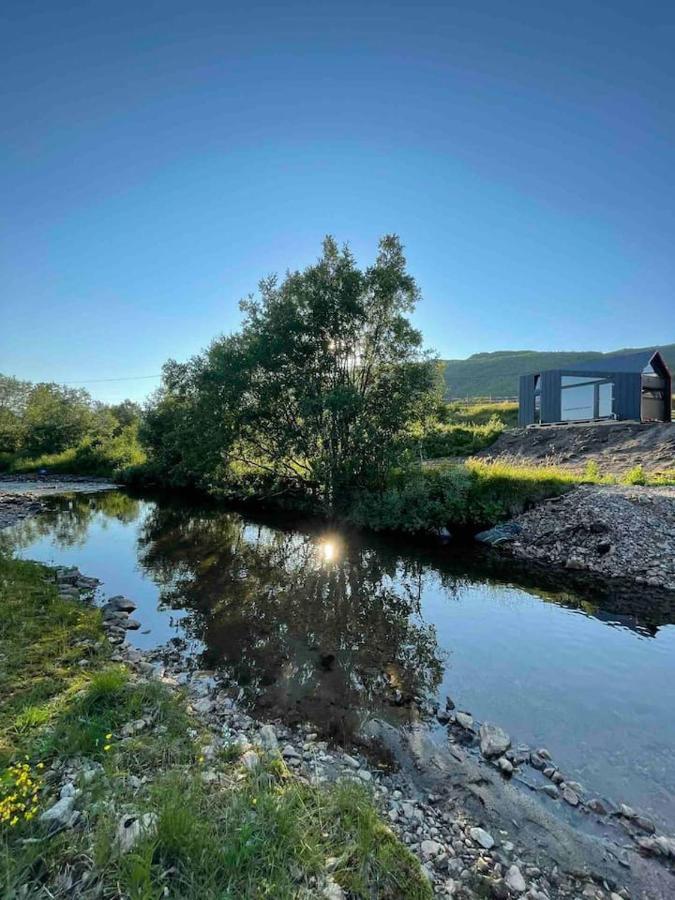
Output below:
[2,1,674,403]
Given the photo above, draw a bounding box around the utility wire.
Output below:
[56,375,162,385]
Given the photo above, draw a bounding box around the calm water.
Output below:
[5,490,675,829]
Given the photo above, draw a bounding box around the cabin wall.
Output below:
[518,374,535,426]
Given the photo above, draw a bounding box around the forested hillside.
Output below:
[442,343,675,399]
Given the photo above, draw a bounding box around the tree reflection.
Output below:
[137,503,445,737]
[2,492,141,552]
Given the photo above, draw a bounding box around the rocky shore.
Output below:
[0,475,117,530]
[34,563,675,899]
[477,484,675,592]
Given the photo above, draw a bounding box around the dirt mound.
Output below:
[476,421,675,474]
[483,484,675,591]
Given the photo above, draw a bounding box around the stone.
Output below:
[505,865,526,893]
[116,813,158,853]
[587,798,608,815]
[241,750,260,771]
[357,769,372,782]
[655,835,675,857]
[104,596,137,613]
[541,784,559,799]
[634,815,655,834]
[421,839,443,859]
[455,712,474,731]
[39,795,75,829]
[124,618,141,630]
[322,878,346,899]
[497,757,513,777]
[259,724,279,752]
[282,744,301,760]
[479,723,511,758]
[529,752,546,770]
[470,827,495,850]
[561,786,579,807]
[342,754,360,769]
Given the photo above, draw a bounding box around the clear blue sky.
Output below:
[2,1,673,402]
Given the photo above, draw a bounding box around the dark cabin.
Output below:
[518,350,672,427]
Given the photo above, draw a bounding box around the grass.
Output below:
[0,554,432,899]
[413,400,519,461]
[348,456,675,534]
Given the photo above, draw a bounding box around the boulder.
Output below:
[39,795,75,829]
[258,724,279,752]
[479,723,511,758]
[116,813,158,853]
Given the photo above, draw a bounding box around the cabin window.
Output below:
[560,376,614,421]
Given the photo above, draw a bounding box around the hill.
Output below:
[442,343,675,399]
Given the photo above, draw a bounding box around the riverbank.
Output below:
[0,555,431,899]
[477,484,675,592]
[2,556,675,898]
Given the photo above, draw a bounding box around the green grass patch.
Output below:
[0,554,431,898]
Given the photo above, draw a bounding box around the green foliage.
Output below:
[349,460,577,533]
[0,375,145,477]
[0,555,431,900]
[142,236,438,510]
[622,464,647,485]
[413,416,505,459]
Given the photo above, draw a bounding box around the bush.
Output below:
[347,460,576,533]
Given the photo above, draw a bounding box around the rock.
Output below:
[39,795,75,829]
[455,712,474,731]
[103,596,137,613]
[505,865,526,893]
[282,744,301,760]
[420,839,443,860]
[541,784,559,799]
[634,815,656,834]
[618,803,636,819]
[497,757,514,777]
[116,813,158,853]
[469,827,495,850]
[561,786,579,807]
[259,724,279,752]
[124,618,141,630]
[529,752,547,770]
[655,835,675,857]
[322,878,346,899]
[587,798,608,815]
[479,723,511,758]
[357,769,372,782]
[342,754,360,769]
[241,750,260,771]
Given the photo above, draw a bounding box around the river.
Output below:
[4,488,675,832]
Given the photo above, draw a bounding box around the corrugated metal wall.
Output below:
[518,375,535,426]
[541,370,562,422]
[519,369,643,424]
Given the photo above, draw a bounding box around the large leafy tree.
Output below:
[145,236,437,509]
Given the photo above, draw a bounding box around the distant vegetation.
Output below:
[0,376,145,477]
[442,343,675,399]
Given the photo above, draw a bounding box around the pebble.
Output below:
[469,827,495,850]
[505,864,527,893]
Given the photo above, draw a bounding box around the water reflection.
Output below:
[136,503,445,737]
[6,491,675,827]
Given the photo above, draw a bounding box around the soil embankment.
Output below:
[476,421,675,475]
[478,484,675,592]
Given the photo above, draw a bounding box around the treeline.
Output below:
[0,377,145,476]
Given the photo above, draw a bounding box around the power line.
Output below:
[57,375,162,385]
